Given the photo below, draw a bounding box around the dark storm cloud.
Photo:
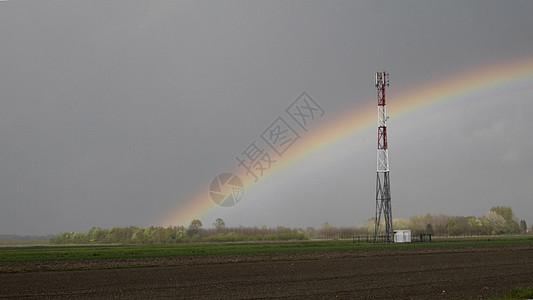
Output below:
[1,0,532,234]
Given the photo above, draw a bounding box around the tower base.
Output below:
[374,171,393,243]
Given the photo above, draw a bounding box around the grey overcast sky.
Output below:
[1,1,533,235]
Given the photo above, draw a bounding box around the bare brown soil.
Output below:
[1,245,532,299]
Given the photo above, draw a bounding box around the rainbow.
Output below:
[157,54,533,227]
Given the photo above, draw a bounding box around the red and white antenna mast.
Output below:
[374,71,393,243]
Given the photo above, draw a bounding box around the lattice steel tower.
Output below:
[374,71,393,243]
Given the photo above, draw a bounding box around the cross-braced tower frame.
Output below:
[374,71,393,243]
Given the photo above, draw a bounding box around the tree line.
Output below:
[389,206,527,236]
[50,206,529,245]
[49,219,307,245]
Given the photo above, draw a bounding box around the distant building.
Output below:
[393,230,411,243]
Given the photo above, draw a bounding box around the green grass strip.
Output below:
[489,287,533,299]
[1,236,532,263]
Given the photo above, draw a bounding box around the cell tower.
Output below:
[374,71,393,243]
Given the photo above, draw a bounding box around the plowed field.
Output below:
[1,245,532,299]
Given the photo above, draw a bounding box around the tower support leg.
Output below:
[374,172,392,243]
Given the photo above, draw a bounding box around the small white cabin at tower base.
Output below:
[394,230,411,243]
